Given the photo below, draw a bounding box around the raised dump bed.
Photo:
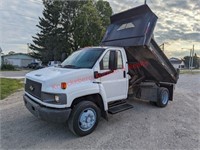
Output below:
[101,4,179,83]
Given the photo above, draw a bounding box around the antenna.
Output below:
[144,0,147,4]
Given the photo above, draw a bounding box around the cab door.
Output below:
[98,49,128,102]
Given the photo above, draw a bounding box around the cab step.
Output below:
[108,100,126,108]
[108,103,133,114]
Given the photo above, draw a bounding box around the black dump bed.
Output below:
[101,4,179,83]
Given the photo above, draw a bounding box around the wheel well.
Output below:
[71,94,105,112]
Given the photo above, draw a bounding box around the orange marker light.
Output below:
[61,82,67,89]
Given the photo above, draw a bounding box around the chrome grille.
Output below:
[25,79,42,100]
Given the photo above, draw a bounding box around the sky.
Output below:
[0,0,200,59]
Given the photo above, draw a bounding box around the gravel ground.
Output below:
[0,74,200,150]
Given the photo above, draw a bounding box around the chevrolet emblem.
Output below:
[29,85,34,91]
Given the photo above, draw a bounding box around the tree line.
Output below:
[183,53,200,69]
[30,0,112,64]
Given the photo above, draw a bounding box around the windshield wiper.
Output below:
[62,65,80,69]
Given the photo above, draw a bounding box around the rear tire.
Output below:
[68,101,100,136]
[156,87,169,107]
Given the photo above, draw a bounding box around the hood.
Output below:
[26,67,94,84]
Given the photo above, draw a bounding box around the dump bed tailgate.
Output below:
[101,4,178,83]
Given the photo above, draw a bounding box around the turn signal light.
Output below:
[61,82,67,89]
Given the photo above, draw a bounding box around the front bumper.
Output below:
[23,94,71,123]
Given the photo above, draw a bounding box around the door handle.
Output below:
[123,71,126,78]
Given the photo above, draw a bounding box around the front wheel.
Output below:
[156,87,169,107]
[68,101,100,136]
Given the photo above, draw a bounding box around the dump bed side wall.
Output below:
[101,4,179,84]
[125,40,179,83]
[150,39,178,80]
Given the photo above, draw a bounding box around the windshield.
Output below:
[61,48,105,69]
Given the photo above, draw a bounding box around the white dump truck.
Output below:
[24,5,179,136]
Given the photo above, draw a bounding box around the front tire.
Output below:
[68,101,100,136]
[156,87,169,107]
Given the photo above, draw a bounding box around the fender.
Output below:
[66,82,108,110]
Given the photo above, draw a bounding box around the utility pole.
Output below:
[182,46,194,71]
[162,43,164,52]
[159,42,169,52]
[189,49,191,70]
[159,43,165,52]
[190,45,194,71]
[144,0,147,4]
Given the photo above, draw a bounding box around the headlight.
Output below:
[41,93,67,105]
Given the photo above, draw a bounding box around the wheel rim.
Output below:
[78,108,96,131]
[161,90,169,105]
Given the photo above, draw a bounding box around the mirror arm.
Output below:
[94,70,114,79]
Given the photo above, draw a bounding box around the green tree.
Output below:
[183,56,190,68]
[61,0,88,52]
[96,0,113,28]
[30,0,113,63]
[193,53,200,69]
[30,0,63,63]
[183,54,200,69]
[72,1,104,49]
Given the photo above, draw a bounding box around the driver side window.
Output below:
[100,50,123,70]
[100,51,110,70]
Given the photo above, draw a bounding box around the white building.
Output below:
[169,57,185,69]
[2,53,35,67]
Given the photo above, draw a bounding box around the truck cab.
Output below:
[24,5,179,136]
[24,46,130,135]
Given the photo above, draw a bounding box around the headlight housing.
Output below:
[41,92,67,105]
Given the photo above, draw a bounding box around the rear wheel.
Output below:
[68,101,100,136]
[156,87,169,107]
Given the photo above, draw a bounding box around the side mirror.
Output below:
[94,71,99,79]
[109,50,117,70]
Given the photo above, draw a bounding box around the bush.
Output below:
[1,64,16,70]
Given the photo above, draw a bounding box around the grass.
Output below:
[0,78,24,100]
[179,69,200,74]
